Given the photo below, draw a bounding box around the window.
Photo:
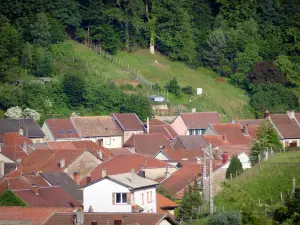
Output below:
[150,191,152,202]
[115,193,127,204]
[59,130,65,134]
[200,129,206,135]
[147,192,149,203]
[105,137,111,145]
[189,130,193,135]
[195,129,199,135]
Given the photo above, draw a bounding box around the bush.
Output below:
[207,212,242,225]
[182,86,194,95]
[165,78,181,98]
[226,155,243,179]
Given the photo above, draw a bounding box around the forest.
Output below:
[0,0,300,122]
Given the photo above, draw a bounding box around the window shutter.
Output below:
[112,193,115,204]
[127,193,131,204]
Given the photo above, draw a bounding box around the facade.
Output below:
[171,112,221,136]
[112,113,145,143]
[82,170,158,213]
[42,118,80,142]
[71,116,123,148]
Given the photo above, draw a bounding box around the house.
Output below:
[42,118,80,142]
[172,135,209,150]
[0,118,45,143]
[13,148,101,180]
[45,211,180,225]
[155,148,203,162]
[112,113,145,143]
[80,154,177,185]
[171,112,221,135]
[156,193,178,215]
[267,111,300,147]
[0,153,15,178]
[123,134,171,155]
[149,124,178,140]
[1,132,33,163]
[82,169,158,213]
[204,123,257,146]
[40,172,83,203]
[71,116,123,148]
[11,185,81,207]
[149,118,166,126]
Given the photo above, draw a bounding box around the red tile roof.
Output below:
[209,124,254,145]
[16,149,86,175]
[47,142,77,149]
[203,135,229,147]
[235,119,265,126]
[80,154,172,185]
[149,119,166,126]
[108,147,134,156]
[157,148,203,161]
[269,114,300,139]
[0,207,73,225]
[218,145,250,158]
[45,118,79,139]
[13,186,81,207]
[71,116,122,137]
[1,132,33,161]
[123,134,171,155]
[296,113,300,124]
[0,175,50,194]
[180,112,221,129]
[149,124,178,139]
[113,113,145,131]
[156,193,178,213]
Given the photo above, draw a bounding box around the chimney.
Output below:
[287,110,295,119]
[60,158,65,168]
[102,168,107,178]
[131,168,136,183]
[264,110,270,119]
[19,127,24,136]
[164,166,170,178]
[215,148,219,160]
[146,117,150,134]
[86,176,92,184]
[30,184,39,195]
[222,152,229,164]
[114,218,122,225]
[0,161,4,178]
[91,222,97,225]
[222,133,227,142]
[73,172,80,184]
[98,150,103,160]
[243,124,249,136]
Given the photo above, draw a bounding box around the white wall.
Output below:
[159,220,172,225]
[42,123,54,142]
[155,152,169,160]
[133,186,157,213]
[83,179,131,212]
[222,153,251,169]
[81,136,123,148]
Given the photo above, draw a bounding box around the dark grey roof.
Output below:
[176,135,209,150]
[0,118,45,138]
[40,172,83,203]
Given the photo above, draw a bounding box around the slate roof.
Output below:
[12,186,81,207]
[16,149,87,175]
[40,172,83,203]
[156,193,178,213]
[1,132,33,161]
[45,118,80,140]
[179,112,221,129]
[149,124,178,139]
[71,116,122,137]
[0,118,45,138]
[174,135,209,150]
[209,124,254,145]
[45,212,179,225]
[123,134,171,155]
[269,114,300,139]
[80,154,172,185]
[0,175,50,194]
[0,207,73,225]
[113,113,145,131]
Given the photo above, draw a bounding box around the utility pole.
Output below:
[209,143,214,215]
[202,151,207,202]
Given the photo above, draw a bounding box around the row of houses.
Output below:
[0,110,299,224]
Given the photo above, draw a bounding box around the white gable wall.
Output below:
[134,186,157,213]
[222,153,251,169]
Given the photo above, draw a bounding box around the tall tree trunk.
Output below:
[125,22,130,51]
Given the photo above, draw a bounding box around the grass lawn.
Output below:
[72,42,253,120]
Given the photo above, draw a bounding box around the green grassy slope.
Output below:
[215,151,300,210]
[72,42,253,120]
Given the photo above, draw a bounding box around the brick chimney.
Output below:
[102,168,107,178]
[19,127,24,136]
[114,218,122,225]
[73,172,80,184]
[287,110,295,119]
[222,133,227,142]
[243,124,249,136]
[60,158,65,168]
[222,152,229,164]
[264,110,270,119]
[30,184,39,195]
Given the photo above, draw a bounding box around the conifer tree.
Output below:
[226,155,243,179]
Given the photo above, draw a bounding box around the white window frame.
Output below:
[115,192,127,204]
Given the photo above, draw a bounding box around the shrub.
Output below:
[182,86,194,95]
[226,155,243,179]
[207,212,242,225]
[165,78,181,98]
